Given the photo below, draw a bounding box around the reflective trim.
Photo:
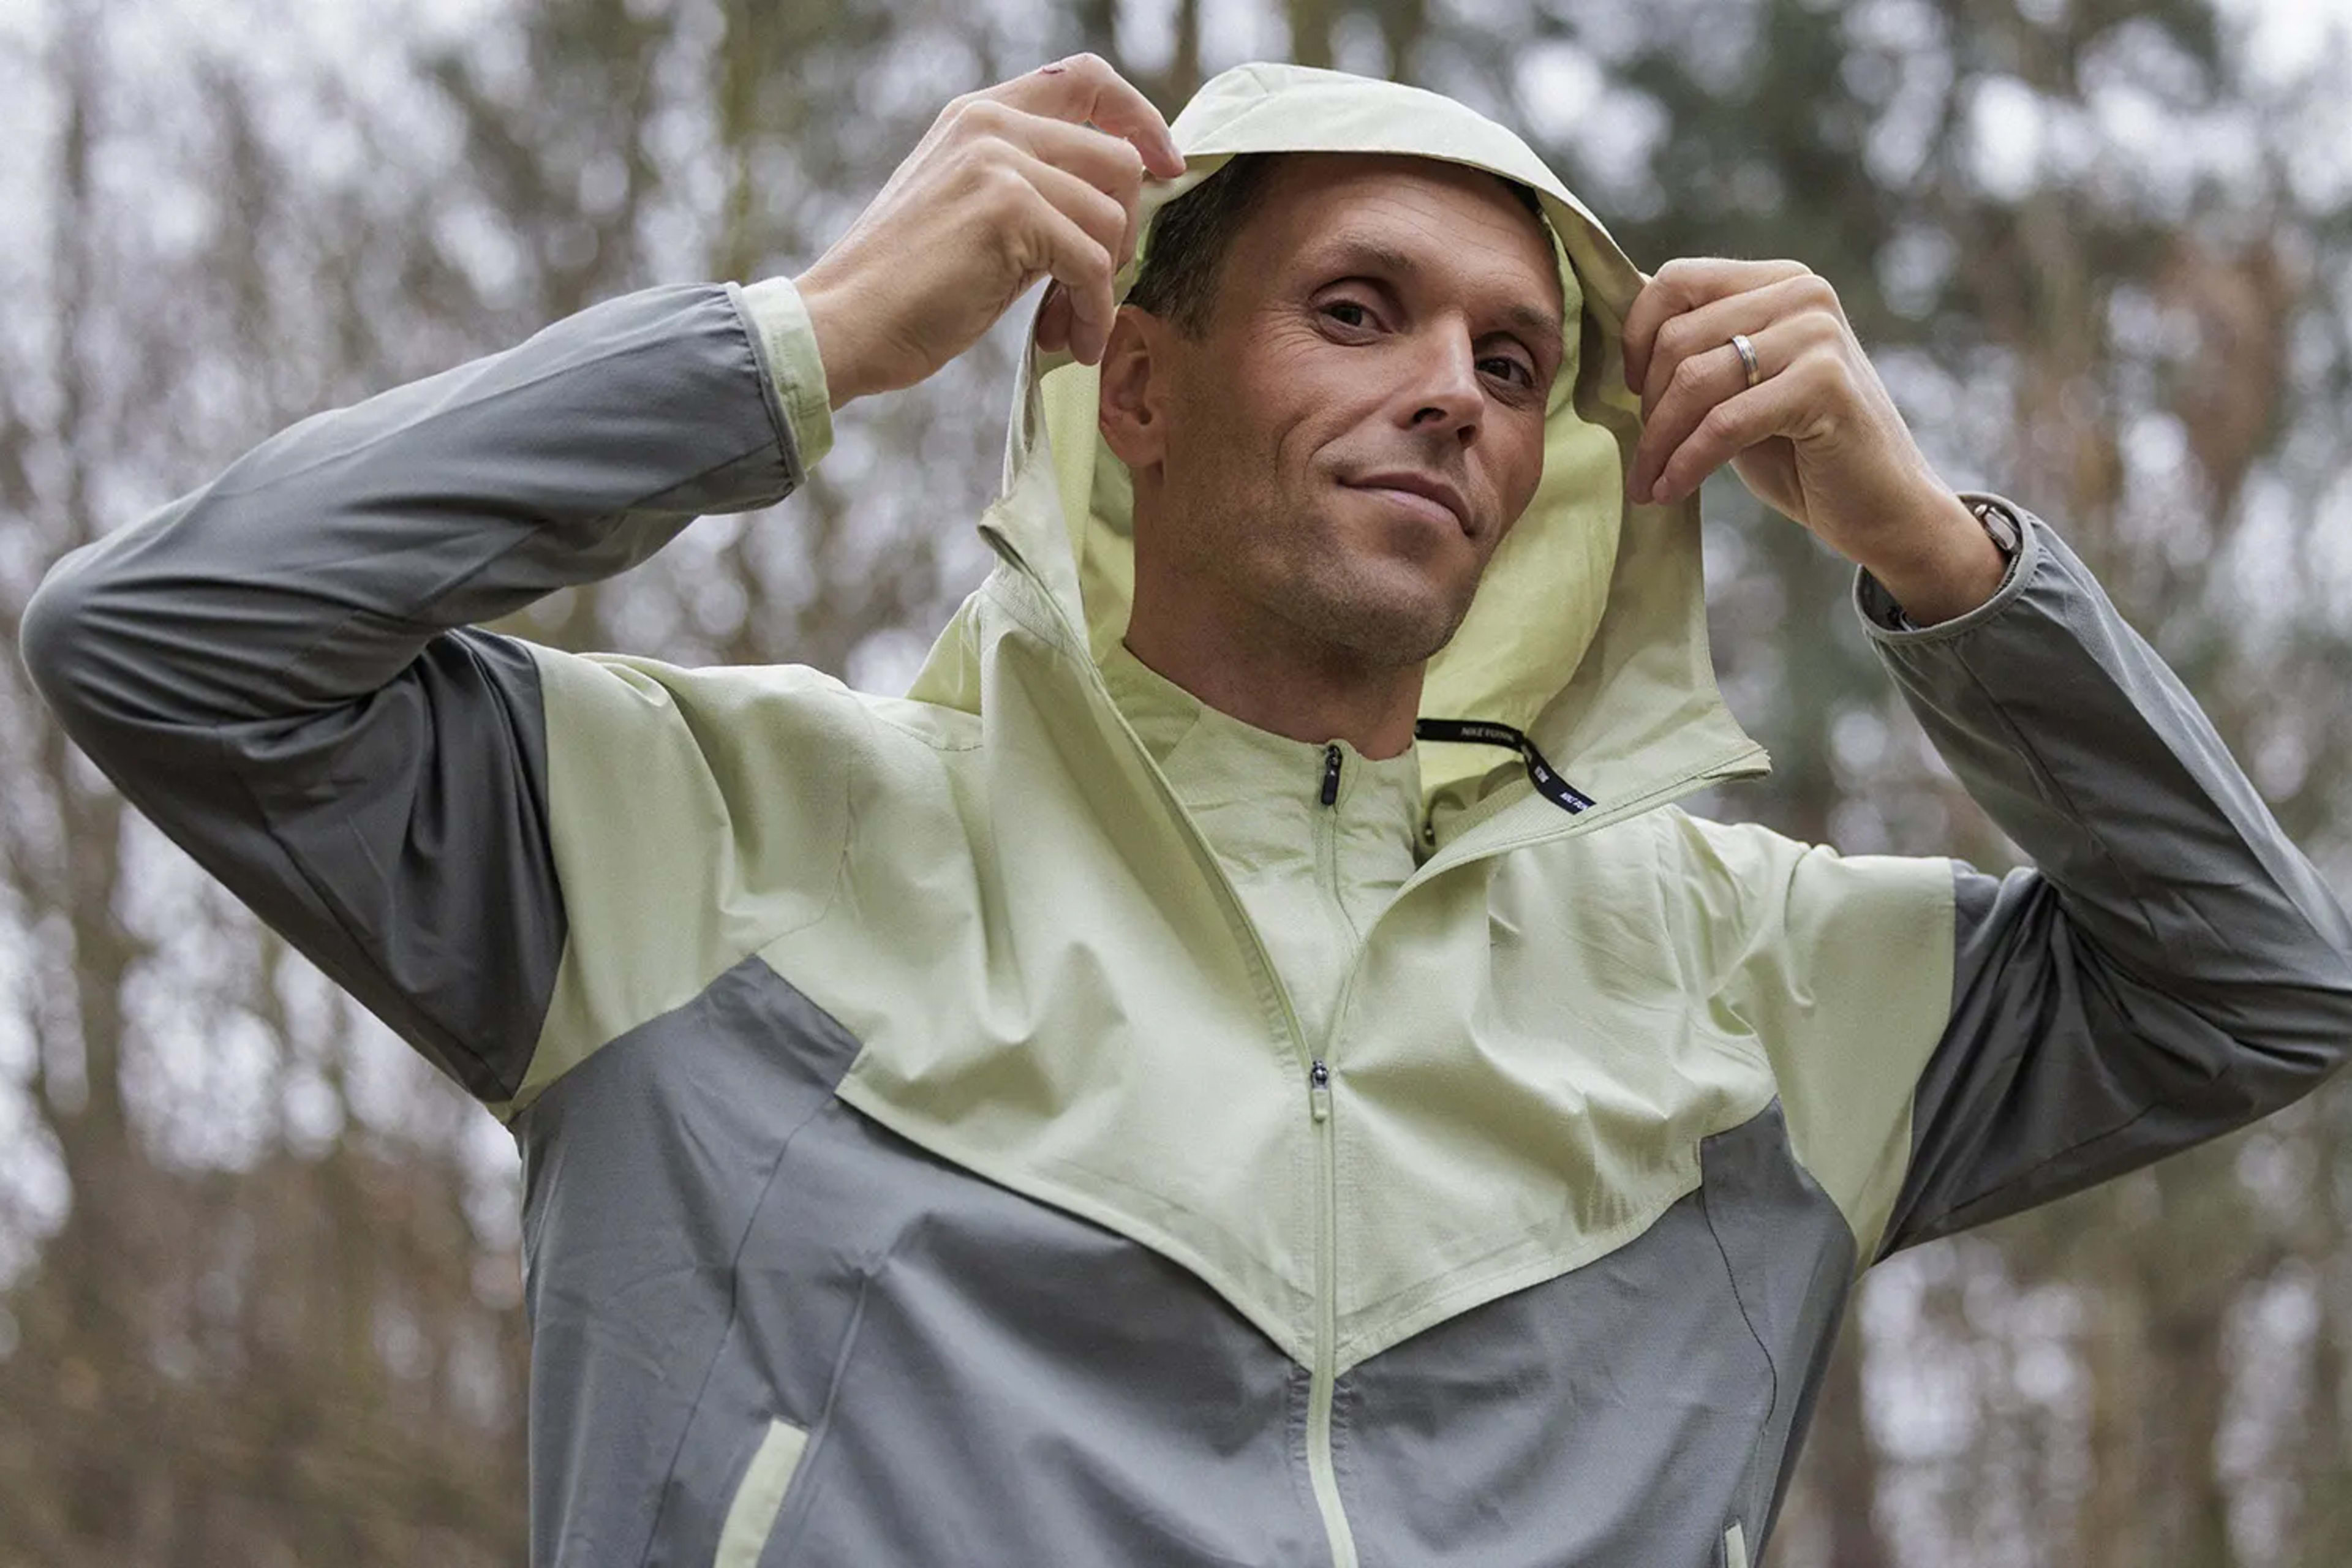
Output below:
[1725,1521,1750,1568]
[714,1418,810,1568]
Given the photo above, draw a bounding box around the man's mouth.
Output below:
[1342,471,1472,535]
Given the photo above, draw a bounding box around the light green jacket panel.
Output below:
[1653,808,1955,1261]
[1099,639,1423,1054]
[511,648,870,1107]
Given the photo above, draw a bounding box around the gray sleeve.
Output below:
[1860,499,2352,1257]
[17,281,812,1103]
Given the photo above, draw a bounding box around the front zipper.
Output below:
[1304,1051,1354,1567]
[1307,747,1357,1567]
[1082,704,1366,1564]
[982,560,1746,1568]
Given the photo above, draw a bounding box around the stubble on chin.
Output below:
[1259,538,1479,673]
[1179,473,1484,674]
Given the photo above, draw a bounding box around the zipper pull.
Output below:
[1319,744,1341,807]
[1309,1058,1331,1122]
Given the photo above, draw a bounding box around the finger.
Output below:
[1638,271,1835,422]
[993,111,1147,268]
[1012,146,1131,293]
[1012,143,1131,249]
[1628,315,1816,503]
[1022,192,1119,363]
[1621,257,1809,398]
[990,54,1185,179]
[1648,352,1832,507]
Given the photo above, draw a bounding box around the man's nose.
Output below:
[1404,326,1484,443]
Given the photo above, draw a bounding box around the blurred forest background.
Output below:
[2,0,2350,1561]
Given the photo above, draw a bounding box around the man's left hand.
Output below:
[1620,258,2008,625]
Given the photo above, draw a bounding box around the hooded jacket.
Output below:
[23,63,2352,1568]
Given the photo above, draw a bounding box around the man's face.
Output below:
[1109,153,1565,669]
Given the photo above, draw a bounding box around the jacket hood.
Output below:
[909,61,1766,838]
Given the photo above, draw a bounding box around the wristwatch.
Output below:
[1966,494,2023,561]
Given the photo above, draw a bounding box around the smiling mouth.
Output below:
[1341,478,1471,537]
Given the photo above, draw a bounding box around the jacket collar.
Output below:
[1101,638,1423,839]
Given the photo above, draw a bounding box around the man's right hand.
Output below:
[793,55,1185,410]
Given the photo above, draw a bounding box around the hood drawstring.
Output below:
[1414,718,1595,816]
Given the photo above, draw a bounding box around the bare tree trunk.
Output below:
[2298,1108,2352,1566]
[1806,1325,1892,1568]
[1170,0,1202,103]
[1286,0,1335,68]
[2154,1306,2236,1567]
[2076,1265,2153,1568]
[1373,0,1428,81]
[31,5,147,1546]
[1072,0,1125,75]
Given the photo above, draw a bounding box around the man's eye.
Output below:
[1318,303,1534,387]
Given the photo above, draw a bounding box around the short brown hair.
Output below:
[1125,153,1548,339]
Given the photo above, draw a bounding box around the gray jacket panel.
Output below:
[1863,513,2352,1254]
[516,953,1329,1568]
[17,282,807,1099]
[1330,1102,1851,1567]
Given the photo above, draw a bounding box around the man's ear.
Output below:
[1098,306,1170,471]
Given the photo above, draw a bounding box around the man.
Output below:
[21,55,2352,1567]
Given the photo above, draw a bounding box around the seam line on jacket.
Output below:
[1695,1139,1780,1425]
[1330,1161,1717,1366]
[1920,1093,2176,1246]
[1927,561,2166,957]
[758,1259,879,1565]
[629,973,847,1564]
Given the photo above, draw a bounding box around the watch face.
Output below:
[1970,499,2022,555]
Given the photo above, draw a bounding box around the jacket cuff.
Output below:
[736,274,836,472]
[1853,492,2042,646]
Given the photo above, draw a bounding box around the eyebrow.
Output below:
[1311,233,1566,352]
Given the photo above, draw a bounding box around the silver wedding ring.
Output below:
[1730,332,1760,389]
